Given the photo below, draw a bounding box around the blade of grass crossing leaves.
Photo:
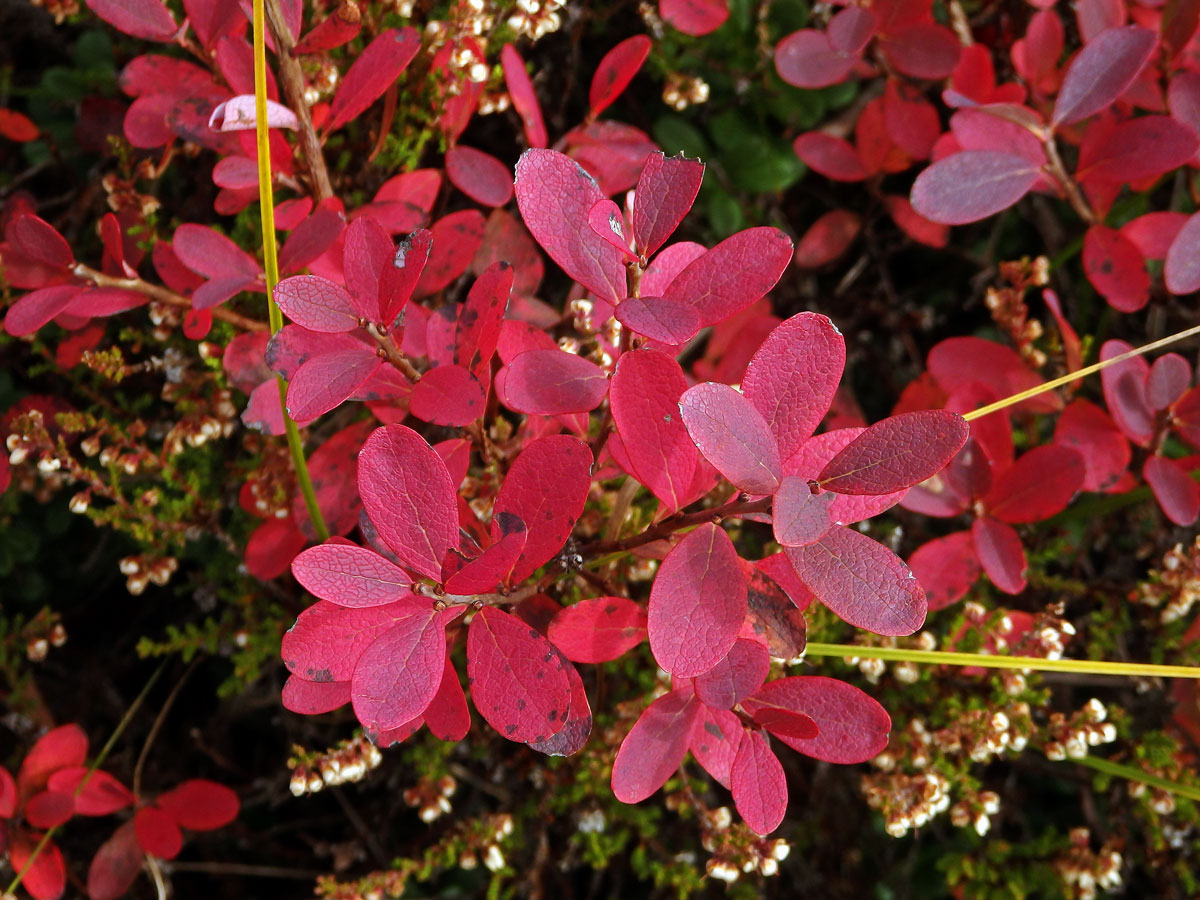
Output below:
[1074,755,1200,804]
[254,0,328,541]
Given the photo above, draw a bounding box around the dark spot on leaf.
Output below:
[548,709,558,721]
[307,668,334,683]
[704,722,722,738]
[604,603,617,615]
[517,699,527,710]
[506,723,517,734]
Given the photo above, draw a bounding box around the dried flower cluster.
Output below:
[1054,828,1123,900]
[289,735,384,796]
[1136,536,1200,624]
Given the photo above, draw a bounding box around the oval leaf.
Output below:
[741,676,890,763]
[351,606,448,733]
[291,543,414,608]
[818,410,969,495]
[731,730,787,835]
[911,151,1040,225]
[611,689,701,803]
[679,382,782,495]
[504,349,609,415]
[548,596,648,663]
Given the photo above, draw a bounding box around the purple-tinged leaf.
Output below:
[911,151,1040,224]
[689,707,743,789]
[742,676,890,763]
[679,382,782,495]
[86,0,177,42]
[880,23,961,79]
[664,227,792,326]
[742,312,846,460]
[548,596,648,663]
[446,145,514,208]
[632,152,705,258]
[648,523,747,677]
[818,410,969,494]
[173,223,260,282]
[589,35,651,118]
[351,606,448,733]
[610,348,698,512]
[731,730,787,835]
[1076,117,1199,184]
[745,565,808,659]
[793,132,870,181]
[529,655,592,756]
[661,0,729,36]
[343,216,394,321]
[504,349,609,415]
[694,639,770,710]
[611,689,701,802]
[424,654,471,741]
[208,96,298,131]
[327,28,420,133]
[467,606,571,743]
[775,30,857,89]
[286,343,381,421]
[1148,354,1192,411]
[971,516,1026,594]
[785,429,909,524]
[410,364,486,427]
[1052,26,1156,126]
[1144,455,1200,525]
[772,476,833,547]
[515,149,627,304]
[908,532,979,611]
[282,676,351,714]
[292,543,414,608]
[277,205,344,274]
[828,6,877,53]
[274,275,361,333]
[282,599,424,682]
[786,525,926,635]
[357,424,459,581]
[1166,211,1200,295]
[616,296,700,344]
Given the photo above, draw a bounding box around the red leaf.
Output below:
[1077,116,1198,183]
[828,6,877,53]
[326,28,420,132]
[286,342,381,421]
[616,296,701,344]
[908,531,980,611]
[358,424,458,581]
[883,79,940,159]
[1120,212,1187,260]
[1052,26,1156,126]
[648,523,747,677]
[886,193,951,248]
[818,410,969,494]
[455,261,513,374]
[793,133,870,181]
[472,209,543,295]
[282,600,424,682]
[156,779,239,830]
[880,23,961,79]
[443,529,526,594]
[273,276,360,333]
[610,348,698,512]
[294,2,361,54]
[745,565,808,658]
[731,730,787,835]
[467,606,572,743]
[742,312,845,461]
[1054,399,1131,492]
[281,676,351,714]
[515,149,627,304]
[1166,211,1200,295]
[381,228,433,325]
[929,336,1060,413]
[589,35,651,118]
[4,285,82,337]
[501,44,547,148]
[787,429,907,523]
[85,823,138,900]
[0,766,15,817]
[786,525,926,635]
[446,145,514,208]
[775,30,857,89]
[291,543,414,608]
[25,791,74,829]
[135,806,183,859]
[19,724,87,797]
[1144,455,1200,525]
[172,223,260,282]
[611,689,702,802]
[689,707,743,788]
[46,768,132,815]
[748,707,818,740]
[679,382,783,495]
[86,0,177,41]
[663,227,792,326]
[742,676,890,763]
[971,516,1026,594]
[410,364,486,427]
[351,606,448,733]
[660,0,729,36]
[528,655,593,756]
[10,214,73,270]
[911,151,1040,224]
[984,445,1085,523]
[548,596,648,663]
[632,152,705,258]
[587,198,637,261]
[0,108,38,142]
[504,349,609,415]
[1148,354,1192,411]
[1082,225,1149,312]
[793,209,862,268]
[493,435,593,583]
[292,420,372,539]
[949,106,1046,167]
[415,210,486,296]
[694,639,770,709]
[772,477,833,547]
[423,653,471,742]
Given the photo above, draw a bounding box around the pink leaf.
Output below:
[1147,354,1192,411]
[1144,455,1200,525]
[468,606,572,743]
[292,420,372,539]
[442,529,526,594]
[663,227,792,326]
[775,30,857,88]
[4,285,81,337]
[501,44,547,148]
[277,205,344,274]
[515,149,627,304]
[455,261,513,374]
[648,522,747,677]
[786,525,926,635]
[1054,399,1131,492]
[971,516,1027,594]
[493,435,593,583]
[1052,26,1156,126]
[742,312,846,461]
[86,0,177,42]
[772,476,833,547]
[46,768,132,815]
[172,223,260,282]
[793,133,870,181]
[286,342,381,421]
[410,364,486,427]
[660,0,729,36]
[351,606,448,733]
[86,824,138,900]
[610,348,698,512]
[342,212,396,315]
[745,565,808,659]
[528,655,593,756]
[357,424,458,581]
[423,654,471,742]
[589,35,651,118]
[748,707,818,740]
[504,349,609,415]
[794,209,862,268]
[586,198,637,261]
[828,6,877,53]
[679,382,782,495]
[415,210,486,296]
[1082,225,1149,312]
[911,151,1040,224]
[632,152,705,258]
[155,779,239,830]
[274,275,361,332]
[326,28,420,132]
[689,707,743,788]
[282,676,351,714]
[134,806,183,859]
[25,791,74,829]
[548,596,648,663]
[282,600,424,682]
[908,532,980,611]
[731,730,787,835]
[9,214,74,270]
[1165,211,1200,295]
[818,410,969,494]
[694,639,770,709]
[929,336,1060,414]
[880,24,961,79]
[611,689,702,802]
[616,296,701,344]
[984,445,1085,523]
[742,676,890,763]
[1077,117,1198,184]
[291,543,414,608]
[208,96,298,131]
[381,228,433,325]
[785,429,908,524]
[446,145,514,207]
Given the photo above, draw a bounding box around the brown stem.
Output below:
[367,325,422,382]
[73,264,269,332]
[1042,136,1096,225]
[264,0,334,203]
[580,495,772,559]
